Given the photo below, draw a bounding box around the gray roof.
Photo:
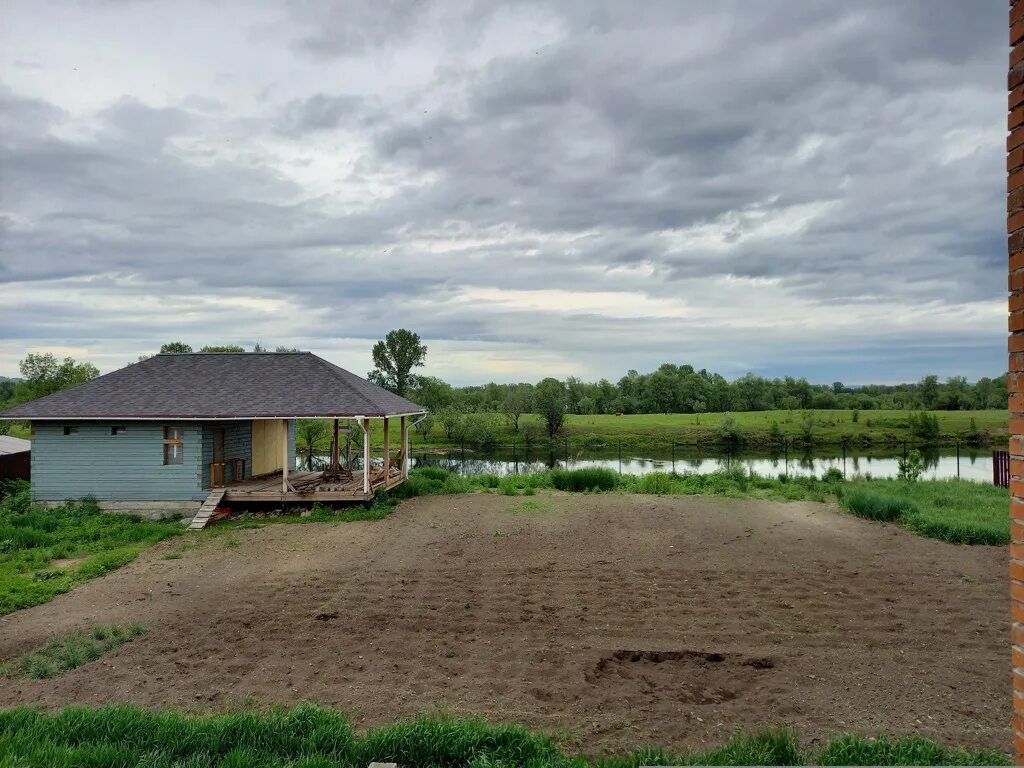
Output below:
[0,435,30,455]
[0,353,425,420]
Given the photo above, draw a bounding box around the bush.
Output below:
[550,468,618,492]
[897,448,924,483]
[843,490,917,522]
[821,467,844,484]
[636,472,675,495]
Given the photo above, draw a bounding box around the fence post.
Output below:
[842,437,847,480]
[671,441,676,475]
[618,441,622,474]
[513,441,518,475]
[784,438,789,477]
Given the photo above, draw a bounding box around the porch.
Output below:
[223,468,405,502]
[215,414,413,504]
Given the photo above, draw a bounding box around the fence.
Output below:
[994,450,1010,488]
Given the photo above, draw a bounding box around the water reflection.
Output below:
[404,444,992,482]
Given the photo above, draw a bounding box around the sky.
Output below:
[0,0,1009,386]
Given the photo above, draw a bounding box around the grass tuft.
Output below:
[0,623,148,679]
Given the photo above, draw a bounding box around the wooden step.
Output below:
[187,489,227,530]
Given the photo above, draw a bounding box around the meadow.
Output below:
[405,409,1007,451]
[0,704,1007,767]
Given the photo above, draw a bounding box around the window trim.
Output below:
[163,425,184,465]
[63,426,79,436]
[111,426,126,436]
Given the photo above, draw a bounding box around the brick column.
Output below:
[1010,3,1024,763]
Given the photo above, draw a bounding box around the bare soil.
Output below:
[0,493,1009,755]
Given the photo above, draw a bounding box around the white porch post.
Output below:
[401,416,409,478]
[362,418,370,494]
[281,418,289,495]
[383,417,390,484]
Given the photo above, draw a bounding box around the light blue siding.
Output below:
[31,421,206,502]
[32,419,299,502]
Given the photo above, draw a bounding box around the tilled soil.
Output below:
[0,493,1010,755]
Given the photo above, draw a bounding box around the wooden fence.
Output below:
[994,450,1010,488]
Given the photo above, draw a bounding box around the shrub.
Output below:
[550,468,618,492]
[636,472,674,495]
[716,415,743,445]
[843,490,917,522]
[821,467,844,483]
[898,448,924,483]
[767,422,784,445]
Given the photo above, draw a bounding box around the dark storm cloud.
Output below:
[0,0,1008,381]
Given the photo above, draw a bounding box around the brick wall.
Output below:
[1011,2,1024,763]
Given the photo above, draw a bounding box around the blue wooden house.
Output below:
[0,352,425,520]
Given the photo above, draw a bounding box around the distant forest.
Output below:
[410,367,1008,417]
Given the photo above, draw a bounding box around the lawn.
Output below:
[402,409,1007,451]
[0,704,1007,766]
[0,481,182,615]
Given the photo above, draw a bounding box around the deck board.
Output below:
[222,470,402,502]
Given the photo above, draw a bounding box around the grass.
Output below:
[0,623,148,679]
[839,479,1010,545]
[0,481,182,615]
[401,409,1007,451]
[0,703,1007,766]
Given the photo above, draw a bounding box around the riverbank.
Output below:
[403,409,1007,451]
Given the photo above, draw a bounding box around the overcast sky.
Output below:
[0,1,1008,385]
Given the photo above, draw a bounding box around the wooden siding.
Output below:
[31,421,206,501]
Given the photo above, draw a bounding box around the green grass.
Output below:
[0,704,1007,766]
[0,623,148,679]
[839,479,1010,545]
[0,481,182,615]
[401,409,1007,451]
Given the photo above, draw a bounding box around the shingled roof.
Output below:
[0,353,425,420]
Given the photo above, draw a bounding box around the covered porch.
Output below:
[218,414,415,503]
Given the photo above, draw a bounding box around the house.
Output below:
[0,352,425,518]
[0,435,31,481]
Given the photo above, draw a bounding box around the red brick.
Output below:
[1011,479,1024,500]
[1013,19,1024,46]
[1013,393,1024,413]
[1012,334,1024,354]
[1013,622,1024,646]
[1012,252,1024,272]
[1012,294,1024,313]
[1013,43,1024,70]
[1012,272,1024,291]
[1012,210,1024,234]
[1011,416,1024,434]
[1016,729,1024,759]
[1013,520,1024,543]
[1011,105,1024,132]
[1014,3,1024,26]
[1013,436,1024,455]
[1012,128,1024,153]
[1010,355,1024,375]
[1012,314,1024,334]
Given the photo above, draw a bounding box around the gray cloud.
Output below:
[0,0,1008,383]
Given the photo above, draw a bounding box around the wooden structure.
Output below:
[994,449,1010,488]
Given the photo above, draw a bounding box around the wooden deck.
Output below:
[222,470,405,502]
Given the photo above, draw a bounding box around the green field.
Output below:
[403,409,1008,451]
[0,704,1007,766]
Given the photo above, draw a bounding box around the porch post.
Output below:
[383,417,390,485]
[331,418,340,471]
[362,418,370,494]
[401,416,408,478]
[281,418,288,494]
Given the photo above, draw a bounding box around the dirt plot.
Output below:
[0,493,1010,755]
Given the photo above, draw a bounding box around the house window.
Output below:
[63,426,79,436]
[163,426,184,465]
[111,426,126,436]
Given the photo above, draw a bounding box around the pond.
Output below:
[402,444,996,482]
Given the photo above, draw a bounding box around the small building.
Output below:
[0,352,425,518]
[0,435,31,481]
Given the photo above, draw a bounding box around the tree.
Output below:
[275,346,301,352]
[502,384,532,432]
[918,375,939,410]
[435,406,464,440]
[160,341,192,353]
[413,414,434,442]
[368,329,427,396]
[534,378,567,438]
[16,353,99,403]
[200,345,245,352]
[296,419,329,471]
